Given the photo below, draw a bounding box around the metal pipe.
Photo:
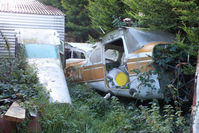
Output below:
[191,51,199,133]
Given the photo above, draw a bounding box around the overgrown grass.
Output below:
[0,51,190,132]
[31,81,190,133]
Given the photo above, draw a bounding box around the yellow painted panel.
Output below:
[82,67,105,81]
[83,64,104,69]
[65,64,105,82]
[133,42,168,53]
[65,61,84,69]
[127,57,152,63]
[127,61,153,74]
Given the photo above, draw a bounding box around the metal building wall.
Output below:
[0,12,65,56]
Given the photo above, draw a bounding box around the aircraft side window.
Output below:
[105,49,119,62]
[90,47,102,64]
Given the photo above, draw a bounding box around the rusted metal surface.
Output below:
[0,115,42,133]
[65,59,85,69]
[0,117,17,133]
[27,115,42,133]
[0,0,64,16]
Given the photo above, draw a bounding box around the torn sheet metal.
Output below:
[66,42,93,53]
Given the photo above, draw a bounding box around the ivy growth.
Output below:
[0,47,42,116]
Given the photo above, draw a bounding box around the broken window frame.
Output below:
[89,46,104,65]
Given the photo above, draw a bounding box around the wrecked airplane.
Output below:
[65,27,174,99]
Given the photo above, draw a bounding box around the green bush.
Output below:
[37,80,190,133]
[0,50,43,116]
[0,48,190,133]
[124,0,199,56]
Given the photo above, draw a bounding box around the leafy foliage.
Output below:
[123,0,198,114]
[38,0,62,9]
[112,16,126,28]
[124,0,179,32]
[124,0,199,56]
[153,44,189,69]
[11,70,190,133]
[36,81,190,132]
[0,48,42,116]
[61,0,97,42]
[152,44,194,108]
[4,1,196,132]
[87,0,128,33]
[132,69,157,92]
[38,0,97,42]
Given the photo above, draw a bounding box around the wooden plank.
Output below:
[0,117,17,133]
[4,102,25,123]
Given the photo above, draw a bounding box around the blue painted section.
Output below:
[24,44,59,58]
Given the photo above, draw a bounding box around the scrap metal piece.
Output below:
[191,51,199,133]
[4,102,25,123]
[104,93,111,100]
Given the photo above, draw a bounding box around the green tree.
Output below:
[124,0,199,56]
[38,0,63,10]
[123,0,198,104]
[88,0,128,33]
[39,0,96,42]
[170,0,199,56]
[124,0,180,32]
[61,0,96,42]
